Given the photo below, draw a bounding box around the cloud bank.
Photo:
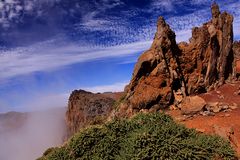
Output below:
[0,108,66,160]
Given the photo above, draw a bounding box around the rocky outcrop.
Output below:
[120,3,236,116]
[124,16,186,111]
[66,90,115,137]
[180,3,234,93]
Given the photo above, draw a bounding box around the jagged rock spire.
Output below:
[211,2,220,18]
[124,15,186,111]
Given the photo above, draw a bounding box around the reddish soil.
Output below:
[183,108,240,155]
[199,82,240,105]
[168,82,240,156]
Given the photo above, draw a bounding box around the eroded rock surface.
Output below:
[124,16,186,111]
[121,3,236,116]
[66,90,115,137]
[233,41,240,78]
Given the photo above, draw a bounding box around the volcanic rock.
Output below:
[233,41,240,79]
[205,102,233,113]
[66,90,115,137]
[124,16,186,111]
[233,41,240,58]
[229,103,238,110]
[179,96,206,115]
[121,3,236,115]
[180,2,234,93]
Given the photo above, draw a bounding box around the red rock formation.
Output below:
[233,41,240,78]
[181,2,234,93]
[233,41,240,58]
[121,3,236,116]
[124,16,186,111]
[66,90,115,137]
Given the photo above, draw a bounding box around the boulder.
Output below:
[179,96,206,115]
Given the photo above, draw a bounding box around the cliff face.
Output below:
[66,90,115,137]
[120,3,237,116]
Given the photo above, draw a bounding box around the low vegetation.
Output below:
[112,93,126,111]
[38,112,236,160]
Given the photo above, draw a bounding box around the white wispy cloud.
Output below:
[0,0,22,28]
[191,0,210,5]
[149,0,174,12]
[2,1,240,82]
[82,81,127,93]
[221,1,240,39]
[147,0,240,42]
[234,18,240,39]
[68,0,240,43]
[0,0,61,28]
[0,81,128,113]
[1,0,240,82]
[0,40,152,81]
[175,29,192,42]
[77,0,124,31]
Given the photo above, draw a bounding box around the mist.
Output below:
[0,107,66,160]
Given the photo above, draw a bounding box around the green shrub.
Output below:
[39,112,236,160]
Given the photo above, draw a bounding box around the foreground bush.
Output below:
[38,112,236,160]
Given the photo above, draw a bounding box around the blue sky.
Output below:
[0,0,240,113]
